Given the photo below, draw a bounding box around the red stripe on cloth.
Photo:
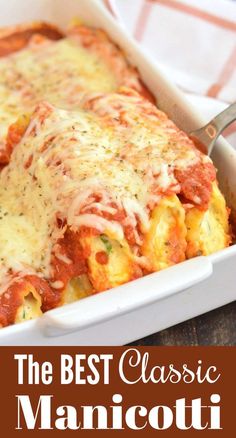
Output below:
[103,0,115,16]
[207,46,236,99]
[134,0,153,42]
[150,0,236,32]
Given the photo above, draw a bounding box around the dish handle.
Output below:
[40,256,212,337]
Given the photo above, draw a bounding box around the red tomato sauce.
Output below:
[95,251,109,265]
[0,24,63,58]
[0,228,89,325]
[50,229,88,300]
[175,162,216,210]
[0,118,28,164]
[0,275,60,326]
[0,279,26,327]
[25,275,59,313]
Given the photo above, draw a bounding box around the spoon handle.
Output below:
[190,102,236,155]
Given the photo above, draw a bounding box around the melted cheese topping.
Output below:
[0,91,213,289]
[0,102,145,286]
[84,90,213,202]
[0,36,118,148]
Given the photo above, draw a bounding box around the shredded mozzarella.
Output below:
[0,90,211,290]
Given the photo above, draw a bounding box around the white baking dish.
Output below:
[0,0,235,345]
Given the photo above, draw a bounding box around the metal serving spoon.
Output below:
[189,102,236,155]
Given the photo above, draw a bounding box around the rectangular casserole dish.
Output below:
[0,0,235,345]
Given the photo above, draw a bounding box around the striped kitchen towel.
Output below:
[104,0,236,146]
